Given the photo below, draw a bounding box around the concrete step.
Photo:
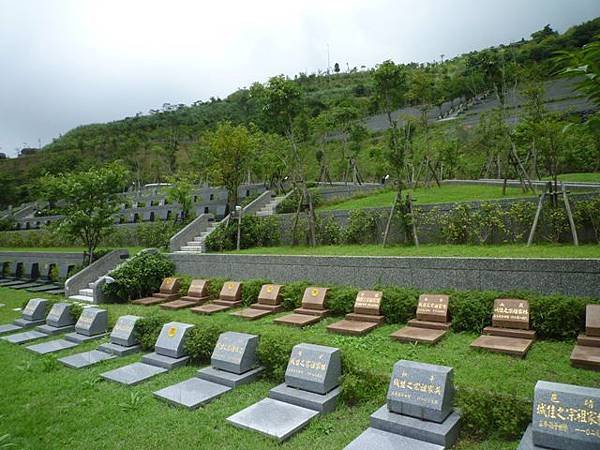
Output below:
[180,246,205,252]
[79,288,93,297]
[186,241,204,247]
[69,295,94,303]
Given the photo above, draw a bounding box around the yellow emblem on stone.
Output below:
[267,285,273,293]
[167,327,177,337]
[228,283,235,290]
[311,288,319,297]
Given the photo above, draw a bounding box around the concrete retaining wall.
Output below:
[0,251,85,280]
[170,253,600,298]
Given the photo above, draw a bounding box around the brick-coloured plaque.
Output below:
[586,304,600,337]
[220,282,242,302]
[492,299,530,330]
[301,287,328,310]
[187,280,209,298]
[416,294,449,323]
[160,277,180,294]
[258,284,283,306]
[353,290,383,315]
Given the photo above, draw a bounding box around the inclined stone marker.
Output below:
[101,321,193,385]
[570,304,600,371]
[227,343,341,441]
[0,298,48,334]
[517,380,600,450]
[345,360,461,449]
[60,315,142,369]
[154,331,264,409]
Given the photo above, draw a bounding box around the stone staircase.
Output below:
[175,190,286,254]
[68,282,96,303]
[256,196,285,217]
[179,221,220,253]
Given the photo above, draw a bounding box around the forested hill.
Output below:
[1,17,599,208]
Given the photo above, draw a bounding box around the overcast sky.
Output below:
[1,0,599,156]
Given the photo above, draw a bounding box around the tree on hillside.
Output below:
[40,161,129,266]
[164,174,196,223]
[197,122,256,215]
[261,75,319,246]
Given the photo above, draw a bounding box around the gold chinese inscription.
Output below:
[389,370,443,407]
[417,297,448,315]
[355,291,382,310]
[493,300,528,323]
[287,351,327,381]
[535,392,600,437]
[114,321,133,334]
[214,340,244,362]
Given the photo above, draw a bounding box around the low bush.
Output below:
[280,281,311,310]
[134,312,170,350]
[205,216,280,252]
[276,189,322,214]
[241,279,271,306]
[185,323,223,362]
[102,250,175,303]
[327,286,359,315]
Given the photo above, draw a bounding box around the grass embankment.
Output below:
[544,172,600,183]
[318,184,536,211]
[226,243,600,259]
[1,287,598,449]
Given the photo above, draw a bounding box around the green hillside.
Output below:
[1,18,599,209]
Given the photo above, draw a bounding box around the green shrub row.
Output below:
[204,215,280,252]
[132,311,533,440]
[161,277,596,340]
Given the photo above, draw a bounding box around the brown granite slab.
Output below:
[353,290,383,315]
[293,307,329,317]
[132,296,168,306]
[570,345,600,371]
[250,303,283,312]
[345,312,384,324]
[470,335,533,357]
[390,326,447,344]
[301,287,328,310]
[190,304,232,315]
[491,299,530,330]
[586,304,600,337]
[327,319,378,336]
[483,326,536,340]
[179,295,209,304]
[152,293,181,300]
[160,300,199,310]
[416,294,449,323]
[257,284,283,306]
[219,282,242,302]
[213,300,243,307]
[273,313,322,327]
[407,319,451,331]
[577,334,600,348]
[230,308,273,320]
[159,277,181,294]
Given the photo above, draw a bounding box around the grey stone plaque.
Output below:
[58,350,116,369]
[227,398,319,442]
[153,378,231,409]
[531,380,600,450]
[110,315,141,347]
[197,366,263,388]
[344,427,444,450]
[22,298,48,322]
[101,362,167,386]
[26,339,78,354]
[97,342,141,357]
[0,324,22,334]
[386,360,454,423]
[74,308,108,336]
[2,330,47,344]
[45,303,74,328]
[285,343,341,395]
[154,322,194,358]
[211,332,258,374]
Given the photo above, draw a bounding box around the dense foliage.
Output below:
[1,19,599,210]
[102,250,175,303]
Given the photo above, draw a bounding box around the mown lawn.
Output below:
[226,243,600,259]
[318,185,536,211]
[1,287,598,449]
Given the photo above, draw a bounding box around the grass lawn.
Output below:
[318,185,536,211]
[543,172,600,183]
[225,243,600,259]
[0,247,145,255]
[1,287,598,449]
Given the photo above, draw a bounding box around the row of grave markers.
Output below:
[132,277,600,366]
[1,301,598,448]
